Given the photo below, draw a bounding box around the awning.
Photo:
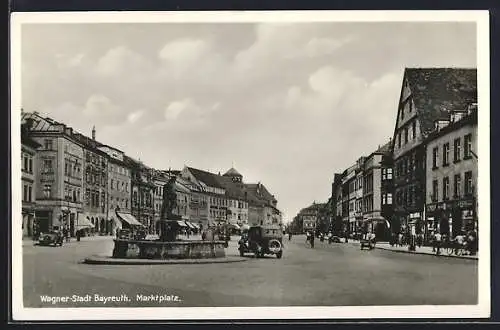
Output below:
[76,214,95,229]
[116,212,144,227]
[177,221,188,227]
[184,221,197,229]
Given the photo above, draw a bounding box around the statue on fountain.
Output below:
[159,176,178,242]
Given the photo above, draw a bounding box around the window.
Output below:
[464,171,473,195]
[442,177,450,200]
[464,134,473,159]
[398,132,401,148]
[28,185,32,202]
[409,100,413,112]
[43,159,53,173]
[28,157,33,173]
[85,189,90,205]
[386,167,392,179]
[442,143,450,166]
[44,139,53,150]
[43,185,51,198]
[432,180,438,202]
[387,193,392,205]
[65,162,68,176]
[23,184,28,202]
[454,174,461,198]
[23,155,29,172]
[453,138,461,162]
[110,179,114,190]
[412,121,416,139]
[404,127,409,144]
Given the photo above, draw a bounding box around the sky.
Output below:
[20,21,477,222]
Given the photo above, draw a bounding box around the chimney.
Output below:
[92,125,96,140]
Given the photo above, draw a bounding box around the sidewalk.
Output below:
[346,239,478,260]
[23,234,114,247]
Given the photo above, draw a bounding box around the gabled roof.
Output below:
[404,68,477,136]
[244,183,276,207]
[186,167,224,189]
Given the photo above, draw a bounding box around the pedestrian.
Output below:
[288,232,292,241]
[310,231,315,248]
[76,229,81,242]
[434,231,442,255]
[455,232,465,255]
[398,232,403,247]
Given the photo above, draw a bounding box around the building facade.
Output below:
[362,142,393,240]
[391,68,477,237]
[126,157,155,232]
[73,129,109,235]
[22,113,85,236]
[98,145,131,234]
[21,120,41,237]
[425,106,478,238]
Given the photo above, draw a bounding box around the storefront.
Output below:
[425,197,476,238]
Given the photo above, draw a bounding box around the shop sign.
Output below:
[426,203,437,213]
[457,199,474,209]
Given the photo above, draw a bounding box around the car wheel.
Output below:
[276,251,283,259]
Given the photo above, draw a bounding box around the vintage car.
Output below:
[327,233,342,244]
[238,225,283,258]
[117,229,133,240]
[38,230,64,246]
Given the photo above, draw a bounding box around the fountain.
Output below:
[110,177,227,260]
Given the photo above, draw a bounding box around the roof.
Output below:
[244,183,277,207]
[223,167,242,177]
[215,175,245,199]
[425,108,477,143]
[186,167,224,189]
[404,68,477,136]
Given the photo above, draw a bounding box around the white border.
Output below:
[11,10,490,321]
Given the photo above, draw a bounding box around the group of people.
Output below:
[431,230,478,255]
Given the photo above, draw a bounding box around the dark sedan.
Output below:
[38,230,64,246]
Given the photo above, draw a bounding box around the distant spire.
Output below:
[92,125,96,140]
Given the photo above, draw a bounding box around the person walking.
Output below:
[309,231,315,248]
[434,231,442,255]
[288,231,292,241]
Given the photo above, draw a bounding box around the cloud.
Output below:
[56,53,86,69]
[83,94,121,118]
[95,46,148,76]
[127,110,145,123]
[159,38,209,64]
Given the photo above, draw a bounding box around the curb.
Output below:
[374,246,478,260]
[83,255,248,265]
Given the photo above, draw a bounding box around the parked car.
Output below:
[328,234,342,244]
[38,230,64,247]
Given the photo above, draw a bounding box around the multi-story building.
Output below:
[354,157,365,232]
[181,167,228,227]
[151,170,170,227]
[222,168,249,226]
[125,156,155,233]
[391,68,477,236]
[331,173,344,235]
[98,145,132,234]
[362,141,393,240]
[425,105,478,239]
[21,119,41,238]
[21,112,85,236]
[72,128,109,234]
[297,202,325,233]
[245,182,281,226]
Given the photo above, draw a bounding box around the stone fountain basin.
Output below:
[112,239,227,260]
